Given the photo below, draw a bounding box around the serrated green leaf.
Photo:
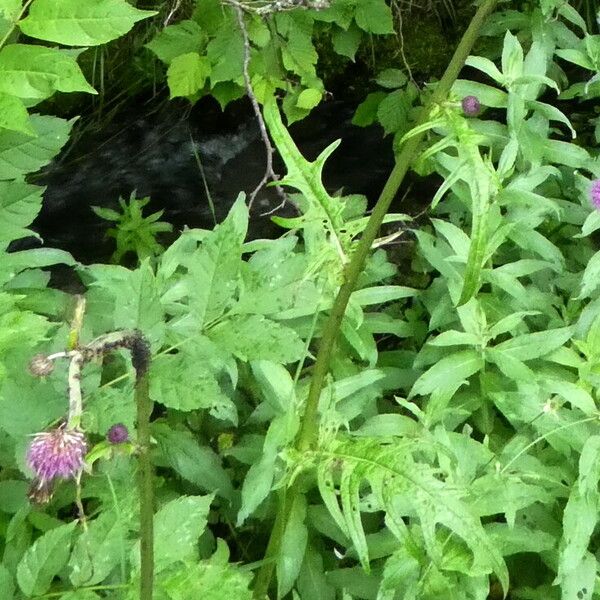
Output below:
[332,23,361,60]
[146,20,206,64]
[158,555,253,600]
[0,44,96,99]
[69,511,128,587]
[0,180,43,243]
[0,115,72,179]
[0,93,33,135]
[16,521,76,596]
[133,495,213,573]
[352,91,386,127]
[377,90,411,135]
[209,314,305,363]
[354,0,394,34]
[153,423,234,500]
[167,52,210,98]
[20,0,156,45]
[296,87,322,110]
[376,68,407,89]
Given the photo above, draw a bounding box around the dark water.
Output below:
[28,97,399,263]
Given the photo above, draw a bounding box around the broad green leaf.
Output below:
[352,92,386,127]
[579,249,600,298]
[153,423,234,500]
[86,260,165,346]
[580,210,600,237]
[150,353,233,417]
[69,511,128,587]
[185,195,248,327]
[0,115,72,179]
[0,44,95,99]
[296,87,322,110]
[411,350,483,397]
[376,89,411,135]
[0,480,28,513]
[207,23,243,84]
[209,315,305,363]
[0,181,43,242]
[493,327,573,361]
[428,330,480,347]
[251,360,296,413]
[557,437,600,587]
[501,31,524,79]
[465,56,504,85]
[452,79,508,108]
[0,93,33,135]
[297,544,335,600]
[167,52,210,99]
[354,0,394,34]
[332,23,361,60]
[20,0,156,46]
[16,521,76,596]
[277,494,308,598]
[158,554,253,600]
[133,495,213,573]
[0,564,14,600]
[376,68,407,89]
[555,48,594,70]
[0,0,20,20]
[486,348,534,382]
[146,20,206,64]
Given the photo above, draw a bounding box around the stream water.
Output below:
[29,97,401,263]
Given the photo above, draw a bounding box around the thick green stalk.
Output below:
[136,372,154,600]
[253,0,499,596]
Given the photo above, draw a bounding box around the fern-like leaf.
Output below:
[315,438,509,595]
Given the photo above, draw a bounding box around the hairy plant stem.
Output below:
[136,372,154,600]
[252,0,499,596]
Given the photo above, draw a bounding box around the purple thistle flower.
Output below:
[107,423,129,444]
[26,425,87,503]
[590,179,600,209]
[461,95,481,117]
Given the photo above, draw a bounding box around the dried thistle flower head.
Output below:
[28,354,54,377]
[26,425,87,504]
[106,423,129,444]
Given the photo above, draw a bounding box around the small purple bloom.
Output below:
[106,423,129,444]
[461,95,481,117]
[26,425,87,504]
[590,179,600,209]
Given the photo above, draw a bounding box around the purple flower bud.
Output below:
[590,179,600,209]
[107,423,129,444]
[461,95,481,117]
[26,425,87,504]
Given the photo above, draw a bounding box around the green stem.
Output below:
[136,371,154,600]
[252,0,498,596]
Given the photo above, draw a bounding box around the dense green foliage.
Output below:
[4,0,600,599]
